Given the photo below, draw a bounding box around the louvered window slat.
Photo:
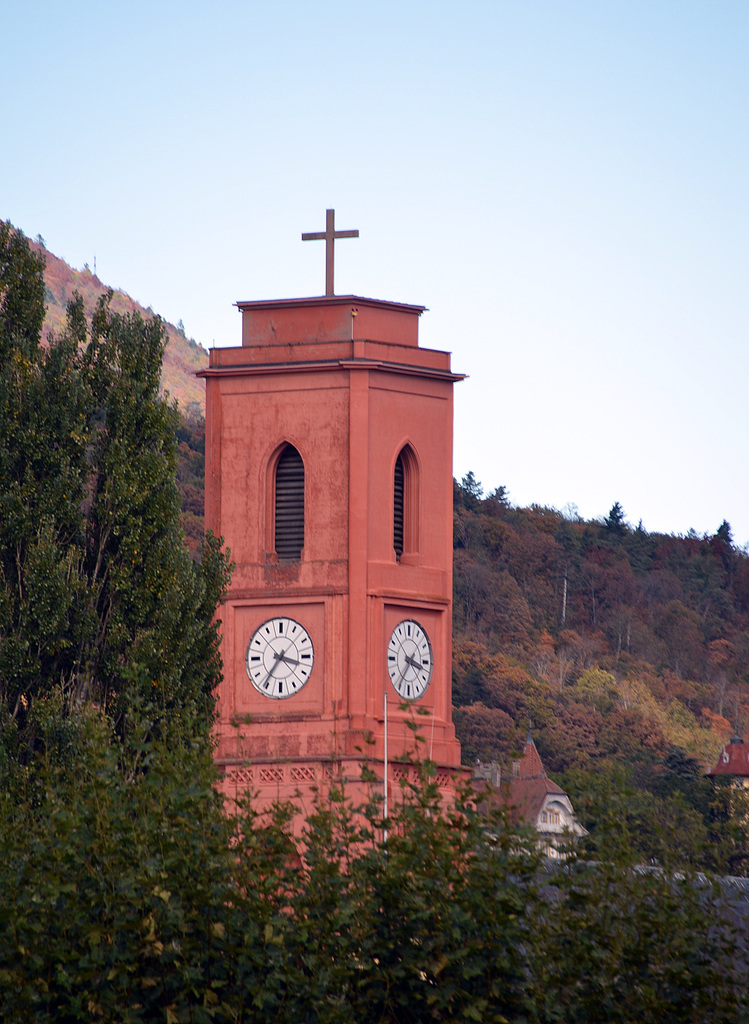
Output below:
[275,446,304,561]
[394,455,404,559]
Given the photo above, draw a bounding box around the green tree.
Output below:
[0,223,231,767]
[716,520,733,546]
[0,232,93,747]
[604,500,627,536]
[0,738,745,1024]
[82,298,229,737]
[0,708,246,1022]
[0,220,45,357]
[534,850,743,1024]
[456,470,484,511]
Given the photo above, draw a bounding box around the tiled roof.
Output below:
[507,776,568,825]
[708,737,749,778]
[474,734,586,840]
[500,735,571,825]
[515,735,547,779]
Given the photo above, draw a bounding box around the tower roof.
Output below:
[508,734,569,818]
[515,733,547,780]
[509,777,571,824]
[473,735,584,838]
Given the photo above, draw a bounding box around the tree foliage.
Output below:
[0,222,231,768]
[452,474,749,872]
[0,724,745,1023]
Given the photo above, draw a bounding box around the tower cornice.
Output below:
[235,294,426,315]
[198,356,465,383]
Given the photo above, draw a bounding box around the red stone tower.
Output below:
[201,212,465,814]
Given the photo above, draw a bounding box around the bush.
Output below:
[0,732,746,1023]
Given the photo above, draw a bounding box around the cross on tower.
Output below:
[302,208,359,296]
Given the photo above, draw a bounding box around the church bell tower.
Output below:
[202,211,466,813]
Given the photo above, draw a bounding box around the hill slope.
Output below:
[451,477,749,871]
[451,479,749,772]
[30,237,207,413]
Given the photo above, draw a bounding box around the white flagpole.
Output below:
[383,692,389,843]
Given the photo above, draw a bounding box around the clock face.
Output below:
[245,617,314,699]
[387,619,433,701]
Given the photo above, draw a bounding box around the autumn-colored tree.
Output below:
[655,599,704,678]
[450,471,749,846]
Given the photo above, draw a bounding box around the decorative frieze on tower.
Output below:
[200,213,466,813]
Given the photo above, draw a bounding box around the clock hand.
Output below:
[404,653,422,671]
[271,647,297,665]
[262,648,297,690]
[277,650,300,666]
[262,659,282,687]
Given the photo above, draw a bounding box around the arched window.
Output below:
[393,444,419,562]
[275,445,304,562]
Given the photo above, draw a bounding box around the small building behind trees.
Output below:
[708,734,749,788]
[475,731,587,857]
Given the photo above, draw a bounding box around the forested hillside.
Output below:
[171,426,747,788]
[176,407,208,555]
[453,475,748,764]
[452,474,749,871]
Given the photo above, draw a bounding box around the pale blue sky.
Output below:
[3,1,748,544]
